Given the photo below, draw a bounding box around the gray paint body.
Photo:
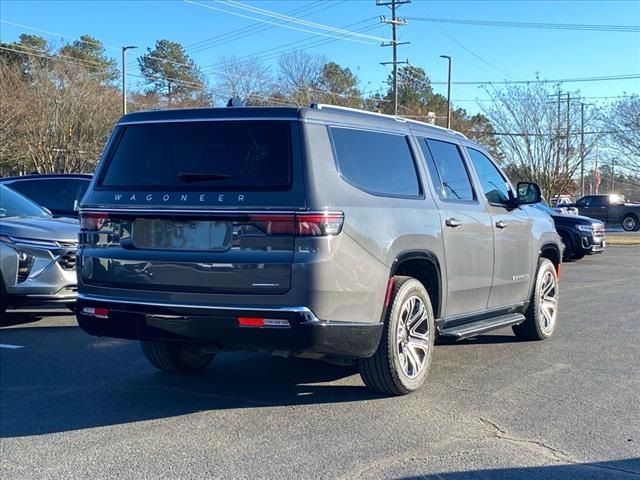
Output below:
[78,106,561,336]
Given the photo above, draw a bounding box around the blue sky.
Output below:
[1,0,639,113]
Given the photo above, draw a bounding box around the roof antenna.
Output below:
[226,97,245,107]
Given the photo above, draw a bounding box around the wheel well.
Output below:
[393,256,441,318]
[540,244,561,270]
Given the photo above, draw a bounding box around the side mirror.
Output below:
[516,182,542,205]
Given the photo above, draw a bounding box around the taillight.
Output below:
[296,212,344,236]
[248,214,296,235]
[247,212,344,237]
[80,212,109,230]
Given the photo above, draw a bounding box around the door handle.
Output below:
[495,220,508,229]
[445,218,462,228]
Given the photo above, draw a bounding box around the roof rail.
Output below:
[309,103,467,139]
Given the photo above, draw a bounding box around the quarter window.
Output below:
[330,127,421,197]
[467,148,512,205]
[419,139,475,201]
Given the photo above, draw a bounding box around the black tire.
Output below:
[358,276,435,395]
[559,232,573,262]
[622,214,639,232]
[513,258,559,341]
[141,340,215,373]
[0,278,7,319]
[572,251,585,260]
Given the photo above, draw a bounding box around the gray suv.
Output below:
[76,105,562,395]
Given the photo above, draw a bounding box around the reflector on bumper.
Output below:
[237,317,290,328]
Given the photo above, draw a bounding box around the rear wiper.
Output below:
[177,172,236,183]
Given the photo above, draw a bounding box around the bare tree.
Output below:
[215,56,273,105]
[0,52,120,175]
[278,50,326,106]
[482,84,604,199]
[606,95,640,172]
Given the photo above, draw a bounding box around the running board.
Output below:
[439,313,525,340]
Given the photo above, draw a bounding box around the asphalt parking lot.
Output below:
[1,246,639,479]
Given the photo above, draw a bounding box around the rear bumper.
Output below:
[76,294,383,358]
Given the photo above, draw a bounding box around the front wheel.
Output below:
[622,214,639,232]
[359,277,435,395]
[141,341,216,373]
[560,232,573,262]
[513,258,559,341]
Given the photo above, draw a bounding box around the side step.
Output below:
[439,313,525,340]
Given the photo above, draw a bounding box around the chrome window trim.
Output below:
[118,117,298,126]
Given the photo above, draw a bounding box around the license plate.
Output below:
[133,219,230,250]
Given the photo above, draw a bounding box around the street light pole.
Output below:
[121,45,137,115]
[440,55,452,129]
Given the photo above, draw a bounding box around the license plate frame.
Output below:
[132,219,231,251]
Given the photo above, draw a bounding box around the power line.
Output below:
[0,43,112,69]
[222,0,389,43]
[431,73,640,85]
[429,22,524,81]
[182,1,348,63]
[0,19,120,51]
[184,0,330,51]
[406,16,640,33]
[199,18,380,75]
[183,0,383,45]
[452,95,633,103]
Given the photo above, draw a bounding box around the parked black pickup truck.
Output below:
[572,195,640,231]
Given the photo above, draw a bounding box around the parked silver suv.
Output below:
[0,185,78,316]
[76,105,562,395]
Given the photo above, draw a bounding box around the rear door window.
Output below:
[99,121,292,190]
[419,139,475,202]
[329,127,421,197]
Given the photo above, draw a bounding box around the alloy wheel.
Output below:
[539,270,558,335]
[396,295,430,379]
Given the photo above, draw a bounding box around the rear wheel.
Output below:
[622,214,639,232]
[358,276,435,395]
[513,258,559,341]
[0,278,7,319]
[141,341,215,373]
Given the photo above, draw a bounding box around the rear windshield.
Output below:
[99,121,292,190]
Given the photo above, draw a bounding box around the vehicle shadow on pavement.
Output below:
[397,458,640,479]
[1,310,69,328]
[0,325,385,438]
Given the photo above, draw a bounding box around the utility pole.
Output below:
[579,102,593,197]
[556,90,562,173]
[378,0,411,115]
[565,92,570,172]
[611,157,615,193]
[440,55,452,129]
[121,45,137,115]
